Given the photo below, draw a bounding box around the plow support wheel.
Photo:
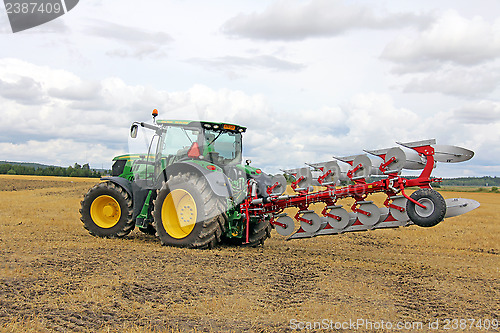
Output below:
[406,189,446,227]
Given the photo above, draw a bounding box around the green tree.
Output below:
[0,164,12,174]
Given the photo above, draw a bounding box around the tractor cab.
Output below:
[156,120,245,168]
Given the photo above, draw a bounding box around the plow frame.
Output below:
[240,140,448,239]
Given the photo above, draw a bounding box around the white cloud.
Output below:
[402,64,500,97]
[189,55,306,73]
[0,59,163,167]
[381,10,500,98]
[222,0,430,41]
[0,76,46,105]
[49,80,101,101]
[452,100,500,125]
[382,10,500,67]
[86,20,172,59]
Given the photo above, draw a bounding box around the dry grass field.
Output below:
[0,175,498,332]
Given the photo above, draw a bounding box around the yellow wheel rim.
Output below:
[90,195,121,228]
[161,189,197,239]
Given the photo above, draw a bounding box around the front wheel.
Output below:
[406,188,446,228]
[80,182,135,237]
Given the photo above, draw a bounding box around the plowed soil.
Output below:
[0,175,498,332]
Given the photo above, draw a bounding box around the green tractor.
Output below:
[80,111,284,249]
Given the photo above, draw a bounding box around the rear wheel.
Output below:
[153,173,225,249]
[406,188,446,228]
[80,182,134,237]
[244,218,272,247]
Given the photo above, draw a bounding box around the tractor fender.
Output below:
[100,176,133,196]
[165,162,233,198]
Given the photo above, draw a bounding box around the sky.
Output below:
[0,0,499,177]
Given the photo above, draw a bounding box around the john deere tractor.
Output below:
[80,111,283,249]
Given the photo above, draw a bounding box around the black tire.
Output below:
[406,188,446,228]
[153,173,226,249]
[80,182,135,237]
[243,217,272,247]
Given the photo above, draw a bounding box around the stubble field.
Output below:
[0,175,498,332]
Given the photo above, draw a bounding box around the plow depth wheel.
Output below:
[406,189,446,228]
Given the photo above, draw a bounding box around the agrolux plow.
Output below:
[244,140,479,240]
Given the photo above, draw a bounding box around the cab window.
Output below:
[162,127,199,157]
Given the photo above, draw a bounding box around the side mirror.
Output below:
[246,159,251,165]
[130,124,138,138]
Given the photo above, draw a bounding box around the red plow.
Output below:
[242,139,480,240]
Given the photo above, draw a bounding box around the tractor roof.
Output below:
[156,120,246,133]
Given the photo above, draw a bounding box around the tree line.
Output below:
[440,176,500,187]
[0,163,105,178]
